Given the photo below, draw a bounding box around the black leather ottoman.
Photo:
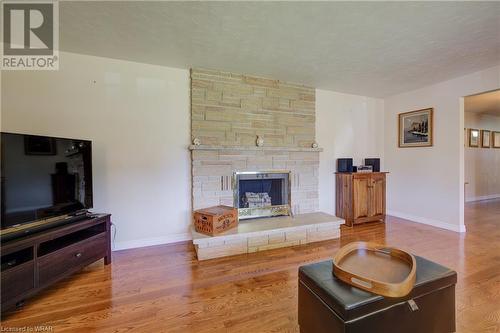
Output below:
[298,256,457,333]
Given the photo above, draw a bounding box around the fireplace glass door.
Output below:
[233,171,290,220]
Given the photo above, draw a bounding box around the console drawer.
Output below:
[1,261,35,303]
[38,234,107,286]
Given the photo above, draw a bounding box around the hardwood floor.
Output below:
[2,200,499,332]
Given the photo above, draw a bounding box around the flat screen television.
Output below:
[1,132,93,240]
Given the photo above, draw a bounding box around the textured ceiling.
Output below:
[59,2,500,97]
[465,90,500,116]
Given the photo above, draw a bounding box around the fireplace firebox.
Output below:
[233,171,291,220]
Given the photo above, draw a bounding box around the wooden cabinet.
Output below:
[1,214,111,312]
[336,172,387,226]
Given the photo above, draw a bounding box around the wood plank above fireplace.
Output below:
[189,145,323,152]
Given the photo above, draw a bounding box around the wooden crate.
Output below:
[193,205,238,236]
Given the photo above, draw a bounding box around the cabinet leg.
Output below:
[104,254,112,265]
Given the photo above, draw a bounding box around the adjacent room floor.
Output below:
[2,200,499,333]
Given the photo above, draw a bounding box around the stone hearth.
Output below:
[192,212,344,260]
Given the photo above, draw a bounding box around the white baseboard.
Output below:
[387,210,466,233]
[112,232,192,251]
[465,194,500,203]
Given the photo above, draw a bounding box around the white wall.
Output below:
[384,65,500,232]
[464,112,500,202]
[1,51,191,250]
[316,89,385,215]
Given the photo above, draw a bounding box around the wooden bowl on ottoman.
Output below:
[332,241,416,298]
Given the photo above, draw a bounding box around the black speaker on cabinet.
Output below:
[337,158,353,173]
[364,158,380,172]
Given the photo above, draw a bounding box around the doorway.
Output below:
[463,89,500,228]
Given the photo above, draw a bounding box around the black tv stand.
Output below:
[1,213,96,242]
[0,214,111,313]
[71,209,90,217]
[62,213,92,224]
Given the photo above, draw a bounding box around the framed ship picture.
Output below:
[398,108,433,148]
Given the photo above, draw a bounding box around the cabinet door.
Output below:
[353,177,369,219]
[336,174,353,220]
[369,174,386,217]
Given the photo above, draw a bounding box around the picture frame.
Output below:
[493,131,500,148]
[468,129,480,147]
[481,130,491,148]
[24,135,57,155]
[398,108,433,148]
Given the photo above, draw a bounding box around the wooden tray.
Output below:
[332,241,416,298]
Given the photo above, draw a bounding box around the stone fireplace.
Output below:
[189,68,343,260]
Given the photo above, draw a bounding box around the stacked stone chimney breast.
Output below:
[190,68,320,215]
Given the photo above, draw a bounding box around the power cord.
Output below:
[111,222,117,250]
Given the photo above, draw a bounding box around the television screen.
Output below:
[1,133,93,229]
